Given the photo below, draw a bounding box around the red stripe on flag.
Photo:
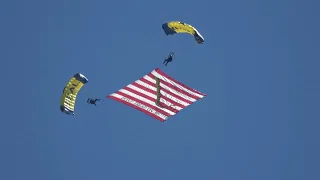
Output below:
[108,95,165,122]
[131,82,186,109]
[124,86,179,113]
[154,68,207,96]
[148,73,200,100]
[115,91,172,118]
[139,77,193,105]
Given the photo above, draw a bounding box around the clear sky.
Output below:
[1,0,320,179]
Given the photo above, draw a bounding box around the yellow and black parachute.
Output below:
[60,73,88,115]
[162,21,204,44]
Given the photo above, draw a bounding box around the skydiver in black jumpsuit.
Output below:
[87,98,102,106]
[163,52,175,66]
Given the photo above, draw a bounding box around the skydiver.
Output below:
[163,52,175,66]
[87,98,102,106]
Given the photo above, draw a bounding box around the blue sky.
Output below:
[1,0,320,179]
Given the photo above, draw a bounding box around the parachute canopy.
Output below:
[60,73,88,115]
[107,68,206,122]
[162,21,204,44]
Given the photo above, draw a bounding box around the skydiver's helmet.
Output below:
[87,99,90,103]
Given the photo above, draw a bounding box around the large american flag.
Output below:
[107,68,206,122]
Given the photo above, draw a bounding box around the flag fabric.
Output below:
[107,68,206,122]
